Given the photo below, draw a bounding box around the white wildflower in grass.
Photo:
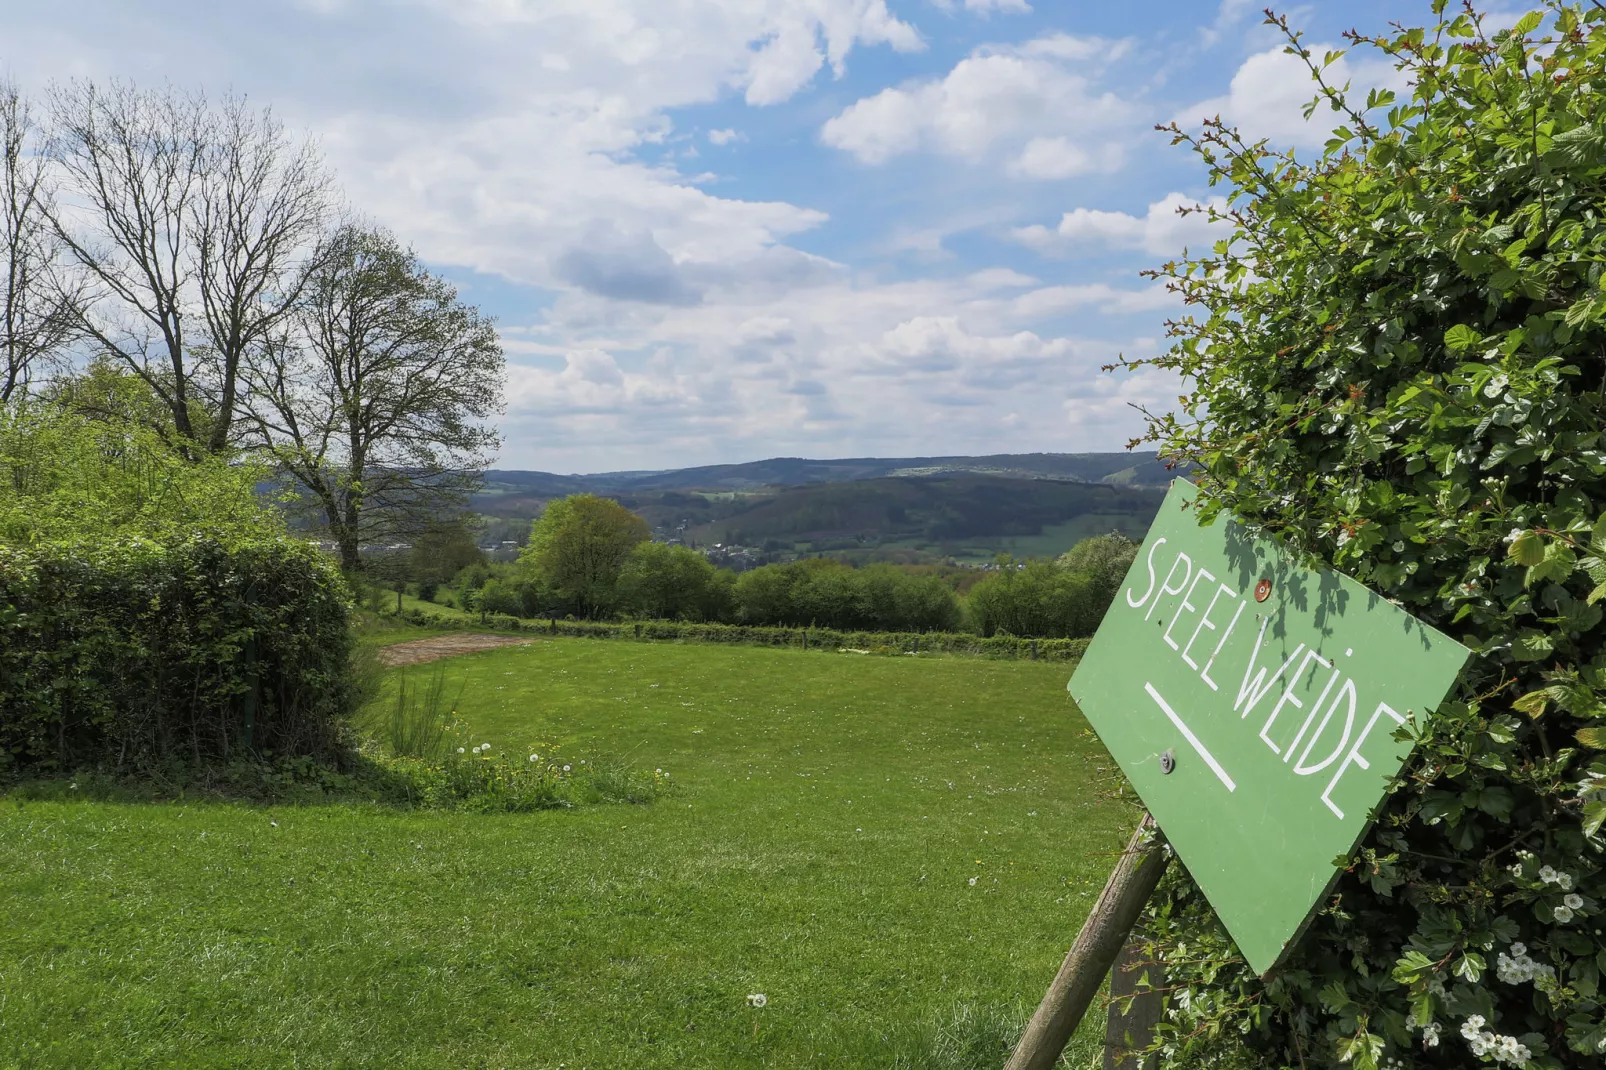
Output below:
[1555,904,1576,923]
[562,764,571,772]
[1565,893,1584,911]
[967,876,978,886]
[457,747,466,754]
[747,993,767,1008]
[528,754,539,763]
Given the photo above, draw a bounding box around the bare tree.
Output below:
[1,79,74,401]
[242,225,504,571]
[47,80,330,451]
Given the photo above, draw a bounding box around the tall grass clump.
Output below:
[383,664,456,759]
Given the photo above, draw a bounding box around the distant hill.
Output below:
[680,474,1164,563]
[478,450,1173,503]
[473,452,1176,564]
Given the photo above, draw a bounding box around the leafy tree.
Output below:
[616,542,734,622]
[1056,532,1138,623]
[240,225,504,571]
[1125,4,1606,1067]
[731,558,960,631]
[408,521,484,601]
[0,399,272,545]
[964,558,1097,638]
[519,494,648,618]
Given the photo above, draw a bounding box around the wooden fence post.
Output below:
[1004,814,1169,1070]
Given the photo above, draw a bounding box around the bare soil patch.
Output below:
[377,633,538,667]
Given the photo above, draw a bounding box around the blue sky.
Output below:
[3,0,1503,473]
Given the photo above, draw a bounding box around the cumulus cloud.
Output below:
[554,223,703,306]
[1008,136,1119,180]
[4,0,1180,468]
[820,34,1131,168]
[1179,42,1406,149]
[1011,192,1230,257]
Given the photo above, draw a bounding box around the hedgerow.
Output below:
[1125,5,1606,1067]
[0,534,353,772]
[394,607,1092,661]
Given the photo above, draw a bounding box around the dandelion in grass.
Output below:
[529,754,539,763]
[457,747,466,754]
[563,764,571,772]
[747,993,766,1008]
[968,876,978,886]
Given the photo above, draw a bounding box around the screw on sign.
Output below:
[1005,480,1471,1070]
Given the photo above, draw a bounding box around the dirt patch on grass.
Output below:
[378,633,538,667]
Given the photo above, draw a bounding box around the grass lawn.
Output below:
[0,639,1137,1069]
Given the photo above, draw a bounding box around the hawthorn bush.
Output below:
[1128,5,1606,1067]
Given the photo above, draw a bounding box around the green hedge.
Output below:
[0,535,354,773]
[397,607,1091,661]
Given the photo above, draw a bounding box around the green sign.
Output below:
[1068,480,1471,975]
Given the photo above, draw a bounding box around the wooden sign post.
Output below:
[1007,481,1472,1068]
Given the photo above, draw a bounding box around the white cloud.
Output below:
[1180,42,1406,149]
[1011,192,1229,257]
[1199,0,1257,47]
[3,0,1180,469]
[1007,136,1119,180]
[820,34,1131,167]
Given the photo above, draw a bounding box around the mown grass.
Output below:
[0,639,1136,1069]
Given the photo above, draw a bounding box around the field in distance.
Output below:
[0,638,1134,1069]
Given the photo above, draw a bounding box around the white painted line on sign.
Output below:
[1145,681,1237,793]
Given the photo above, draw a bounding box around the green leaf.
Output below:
[1444,324,1481,353]
[1392,950,1437,985]
[1513,690,1549,718]
[1512,629,1555,662]
[1508,530,1545,566]
[1585,801,1606,838]
[1529,542,1578,588]
[1578,728,1606,749]
[1511,10,1543,35]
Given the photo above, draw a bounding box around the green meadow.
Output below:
[0,638,1136,1069]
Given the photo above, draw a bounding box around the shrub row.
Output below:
[0,535,354,773]
[397,607,1091,661]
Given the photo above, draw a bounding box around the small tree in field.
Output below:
[519,494,648,618]
[1127,4,1606,1067]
